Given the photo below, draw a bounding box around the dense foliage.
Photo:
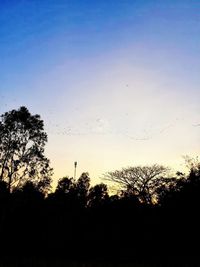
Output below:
[0,107,53,192]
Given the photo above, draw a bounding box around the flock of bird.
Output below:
[0,94,199,142]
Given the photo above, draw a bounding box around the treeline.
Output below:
[0,165,200,265]
[0,107,200,265]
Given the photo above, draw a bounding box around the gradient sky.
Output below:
[1,0,200,186]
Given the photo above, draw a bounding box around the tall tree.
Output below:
[75,172,90,208]
[104,164,170,204]
[0,106,53,192]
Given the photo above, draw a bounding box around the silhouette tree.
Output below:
[156,176,180,207]
[157,158,200,208]
[183,155,200,171]
[75,172,90,208]
[104,164,170,204]
[88,183,108,208]
[0,106,53,192]
[171,161,200,208]
[53,176,77,208]
[53,174,90,209]
[55,176,75,194]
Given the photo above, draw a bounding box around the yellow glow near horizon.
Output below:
[40,51,200,188]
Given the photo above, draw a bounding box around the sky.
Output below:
[1,0,200,186]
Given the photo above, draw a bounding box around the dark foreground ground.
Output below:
[1,170,200,267]
[0,260,198,267]
[1,254,200,267]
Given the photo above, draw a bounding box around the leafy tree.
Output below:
[0,106,53,192]
[166,161,200,208]
[158,157,200,208]
[88,183,108,208]
[104,164,170,204]
[75,172,90,208]
[53,174,90,209]
[55,176,75,194]
[53,176,77,208]
[183,155,200,172]
[156,176,182,207]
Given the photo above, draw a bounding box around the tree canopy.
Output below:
[0,106,53,192]
[104,164,171,204]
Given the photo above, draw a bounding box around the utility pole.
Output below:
[74,161,77,180]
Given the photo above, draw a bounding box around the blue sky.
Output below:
[1,0,200,185]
